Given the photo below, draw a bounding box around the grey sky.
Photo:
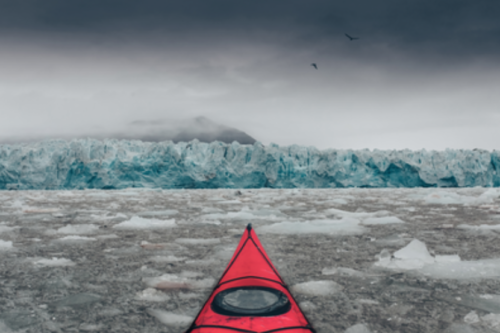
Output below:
[0,0,499,150]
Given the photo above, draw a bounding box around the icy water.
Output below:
[1,188,500,333]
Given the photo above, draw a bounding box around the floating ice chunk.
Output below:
[0,224,15,233]
[90,213,127,220]
[361,216,405,225]
[443,324,479,333]
[54,293,101,308]
[138,210,178,217]
[218,200,242,204]
[143,273,214,290]
[324,208,381,219]
[79,323,103,331]
[57,224,99,235]
[328,198,349,205]
[291,280,342,296]
[257,218,366,236]
[179,292,200,300]
[198,220,222,225]
[146,309,193,328]
[97,234,119,240]
[56,235,97,242]
[375,239,500,280]
[481,313,500,330]
[135,288,171,302]
[202,207,284,221]
[0,320,15,333]
[201,207,224,213]
[299,301,317,311]
[0,240,13,249]
[420,259,500,280]
[375,239,434,270]
[140,241,169,250]
[113,216,176,230]
[464,311,480,324]
[34,257,75,267]
[458,224,500,231]
[424,189,500,206]
[23,207,60,214]
[394,239,435,263]
[446,294,500,314]
[345,323,372,333]
[322,267,365,278]
[357,299,380,305]
[175,238,221,246]
[424,191,474,205]
[435,255,461,263]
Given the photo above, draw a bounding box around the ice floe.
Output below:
[146,309,193,328]
[344,323,372,333]
[322,267,366,278]
[135,288,171,302]
[33,257,75,267]
[375,239,500,280]
[202,207,285,221]
[174,238,221,246]
[0,239,13,249]
[291,280,342,296]
[257,218,367,236]
[149,255,186,263]
[138,210,178,217]
[143,272,215,291]
[361,216,405,225]
[0,224,15,233]
[458,224,500,231]
[56,235,97,242]
[57,224,99,234]
[112,216,176,230]
[423,188,500,205]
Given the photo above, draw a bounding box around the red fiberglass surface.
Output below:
[185,225,315,333]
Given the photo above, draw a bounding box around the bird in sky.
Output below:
[311,63,318,70]
[345,33,359,41]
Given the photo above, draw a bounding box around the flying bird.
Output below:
[311,63,318,70]
[345,33,359,41]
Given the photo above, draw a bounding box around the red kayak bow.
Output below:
[185,224,315,333]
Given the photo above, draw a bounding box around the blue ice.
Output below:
[0,139,499,190]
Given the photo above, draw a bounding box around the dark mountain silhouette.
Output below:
[124,116,257,144]
[0,117,257,145]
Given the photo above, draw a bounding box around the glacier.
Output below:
[0,139,499,190]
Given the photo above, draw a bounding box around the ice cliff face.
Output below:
[0,139,499,190]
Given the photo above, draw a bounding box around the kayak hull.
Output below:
[185,224,315,333]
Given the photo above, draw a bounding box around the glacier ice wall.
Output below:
[0,139,499,190]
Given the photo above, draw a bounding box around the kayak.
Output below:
[185,224,315,333]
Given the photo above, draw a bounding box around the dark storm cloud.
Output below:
[1,0,500,63]
[1,1,499,150]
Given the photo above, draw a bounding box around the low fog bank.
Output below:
[0,117,256,145]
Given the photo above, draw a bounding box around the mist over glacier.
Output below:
[1,139,499,190]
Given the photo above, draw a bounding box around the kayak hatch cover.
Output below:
[185,224,316,333]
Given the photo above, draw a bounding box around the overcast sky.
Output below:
[0,0,499,150]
